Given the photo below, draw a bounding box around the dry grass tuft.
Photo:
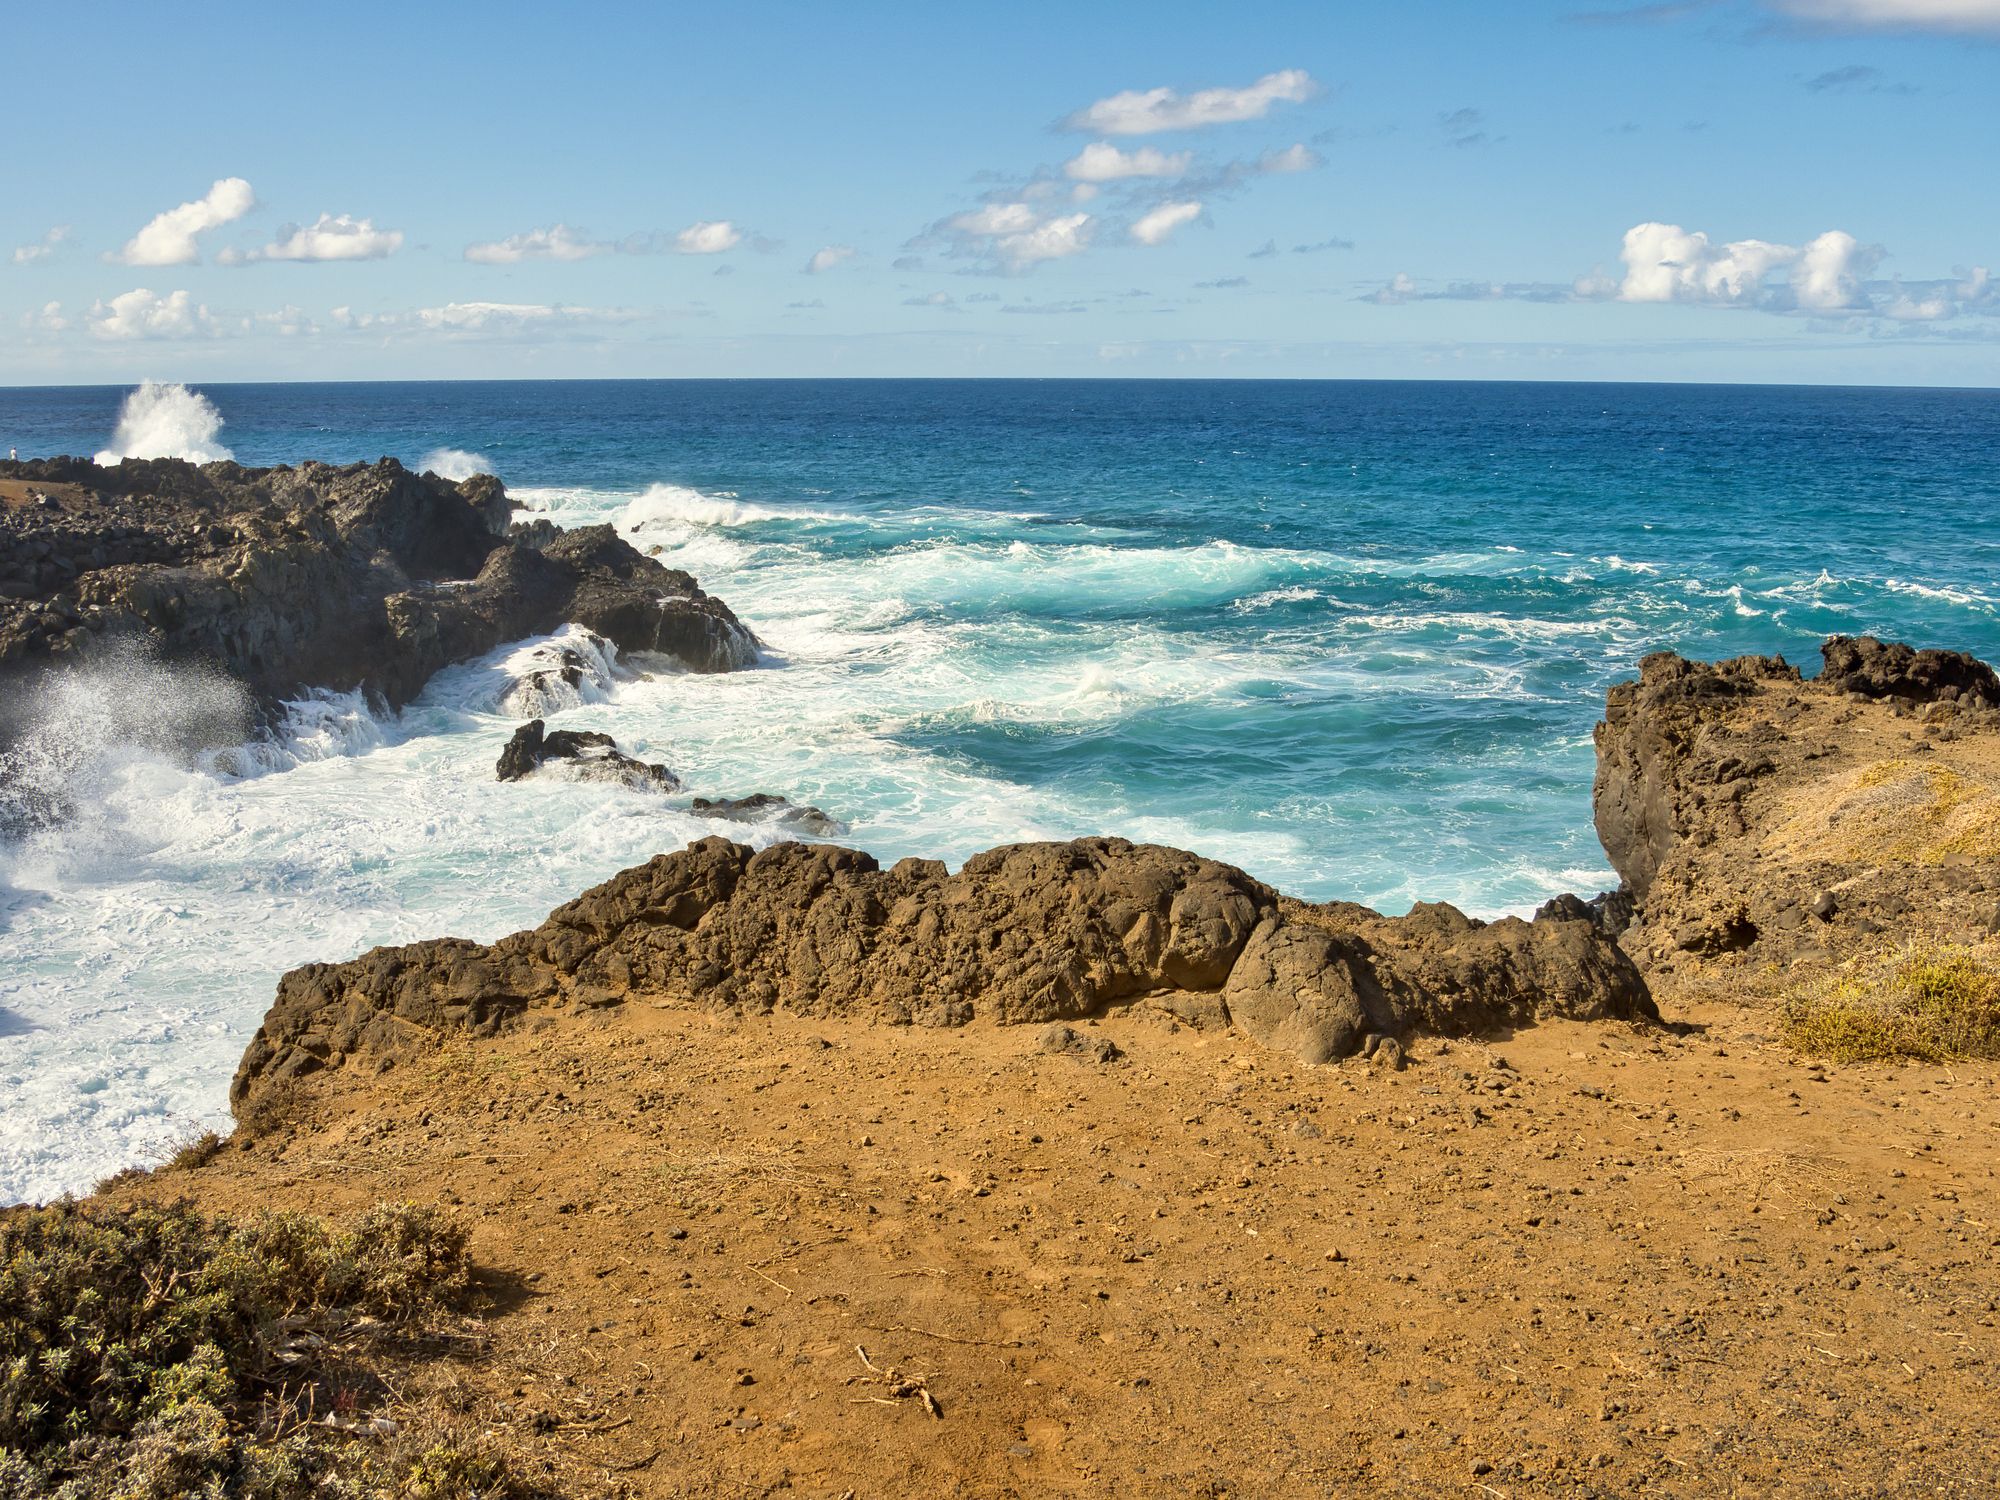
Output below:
[1781,935,2000,1064]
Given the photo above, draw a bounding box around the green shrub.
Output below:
[0,1198,527,1499]
[1781,936,2000,1063]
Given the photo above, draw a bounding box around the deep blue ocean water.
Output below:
[1,378,1995,1198]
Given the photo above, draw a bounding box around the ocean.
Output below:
[1,378,1996,1201]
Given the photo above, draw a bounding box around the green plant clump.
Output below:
[1781,936,2000,1064]
[0,1197,530,1499]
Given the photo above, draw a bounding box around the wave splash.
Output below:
[419,448,495,482]
[93,382,234,466]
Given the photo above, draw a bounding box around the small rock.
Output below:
[1811,891,1838,921]
[1038,1024,1123,1064]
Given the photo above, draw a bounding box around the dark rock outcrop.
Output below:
[1591,637,2000,987]
[231,836,1653,1113]
[1818,635,2000,707]
[495,719,679,791]
[0,457,756,725]
[689,794,843,836]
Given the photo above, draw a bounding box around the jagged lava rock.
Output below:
[231,836,1652,1112]
[495,719,680,791]
[0,457,756,718]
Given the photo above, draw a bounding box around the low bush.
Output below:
[0,1197,532,1499]
[1781,936,2000,1064]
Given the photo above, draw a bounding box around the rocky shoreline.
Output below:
[5,455,1998,1496]
[0,456,756,727]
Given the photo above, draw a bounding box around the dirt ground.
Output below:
[126,985,1999,1498]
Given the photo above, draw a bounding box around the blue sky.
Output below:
[4,0,1997,384]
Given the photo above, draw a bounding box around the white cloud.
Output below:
[1367,273,1418,305]
[805,244,856,274]
[12,226,72,265]
[998,212,1093,266]
[930,203,1094,270]
[415,302,574,330]
[1793,230,1882,311]
[1616,222,1799,305]
[1772,0,2000,31]
[1063,143,1193,181]
[464,225,606,264]
[947,203,1043,237]
[21,300,68,332]
[228,213,403,264]
[1256,143,1322,174]
[1064,69,1318,135]
[88,288,217,339]
[1131,201,1203,246]
[674,220,742,254]
[903,291,957,308]
[113,178,255,266]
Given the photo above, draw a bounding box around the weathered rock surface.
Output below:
[231,836,1653,1112]
[689,793,844,836]
[495,719,680,791]
[1592,636,2000,989]
[0,457,756,724]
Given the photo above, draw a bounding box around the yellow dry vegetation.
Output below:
[1781,934,2000,1063]
[1770,757,2000,867]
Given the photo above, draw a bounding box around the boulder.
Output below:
[495,719,679,791]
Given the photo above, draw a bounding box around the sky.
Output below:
[3,0,1997,386]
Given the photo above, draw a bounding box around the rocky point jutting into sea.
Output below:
[4,454,1998,1497]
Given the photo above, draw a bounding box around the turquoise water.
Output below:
[0,378,1995,1198]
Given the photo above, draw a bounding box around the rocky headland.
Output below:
[4,452,1996,1497]
[0,456,756,724]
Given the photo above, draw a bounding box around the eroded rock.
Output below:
[231,836,1653,1116]
[495,720,680,791]
[0,457,757,732]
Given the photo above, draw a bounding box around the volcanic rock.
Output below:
[689,793,843,836]
[0,456,757,729]
[1591,636,2000,988]
[230,836,1652,1112]
[495,719,679,791]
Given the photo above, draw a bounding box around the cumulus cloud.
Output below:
[21,300,68,332]
[12,226,72,265]
[88,288,217,339]
[1063,143,1193,181]
[464,225,607,264]
[1062,69,1318,135]
[805,244,856,274]
[227,213,403,264]
[1616,222,1800,305]
[926,203,1094,270]
[902,291,958,309]
[1773,0,2000,30]
[1131,201,1203,246]
[674,220,742,254]
[113,178,255,266]
[1364,218,1992,330]
[1293,236,1355,254]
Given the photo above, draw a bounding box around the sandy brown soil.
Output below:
[123,988,1999,1498]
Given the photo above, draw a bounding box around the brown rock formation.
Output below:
[1592,636,2000,986]
[231,836,1654,1114]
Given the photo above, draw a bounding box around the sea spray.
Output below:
[419,447,496,481]
[0,643,253,842]
[92,382,234,465]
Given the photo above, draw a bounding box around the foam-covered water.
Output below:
[1,378,1995,1200]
